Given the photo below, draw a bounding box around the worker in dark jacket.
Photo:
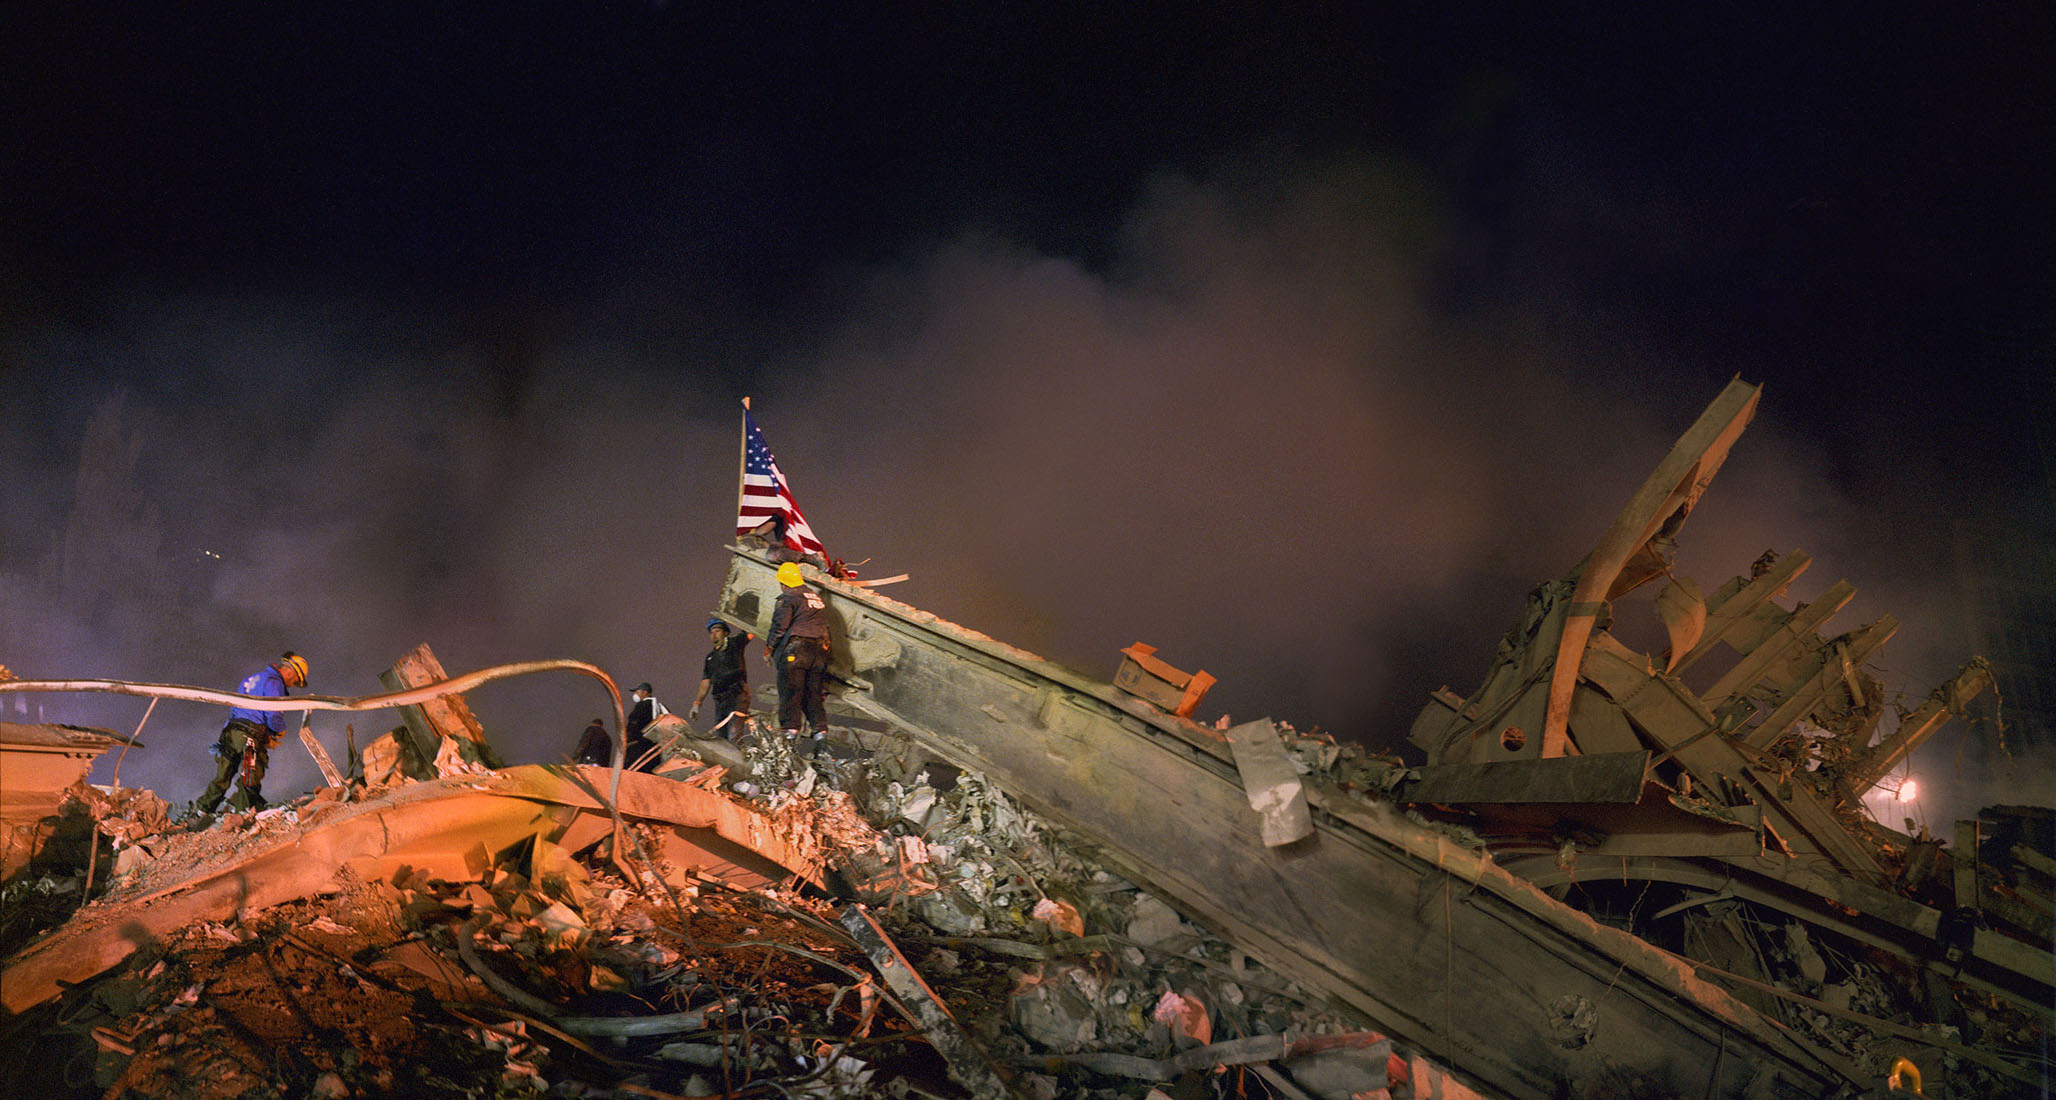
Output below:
[690,617,754,739]
[624,682,663,770]
[573,718,610,765]
[766,562,832,755]
[197,651,309,813]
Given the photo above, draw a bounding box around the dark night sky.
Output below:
[2,6,2051,814]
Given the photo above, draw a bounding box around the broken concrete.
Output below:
[707,379,2051,1099]
[1226,718,1314,848]
[7,701,1485,1100]
[0,766,832,1014]
[382,642,504,769]
[717,547,1849,1099]
[0,721,136,879]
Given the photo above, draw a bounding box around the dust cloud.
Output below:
[0,154,2024,818]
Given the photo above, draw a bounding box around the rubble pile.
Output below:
[10,382,2053,1098]
[1251,723,2049,1095]
[1656,897,2052,1099]
[831,737,1417,1099]
[2,729,1443,1100]
[0,873,86,958]
[7,849,951,1099]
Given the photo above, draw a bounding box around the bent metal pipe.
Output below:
[0,658,630,796]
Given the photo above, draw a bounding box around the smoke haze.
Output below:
[0,152,2037,825]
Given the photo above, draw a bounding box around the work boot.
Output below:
[809,731,825,759]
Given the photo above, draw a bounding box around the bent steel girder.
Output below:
[1495,852,2053,1019]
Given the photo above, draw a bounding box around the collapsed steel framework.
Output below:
[714,378,2051,1098]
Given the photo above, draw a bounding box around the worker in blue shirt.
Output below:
[197,651,309,813]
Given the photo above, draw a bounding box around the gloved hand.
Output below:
[688,704,700,720]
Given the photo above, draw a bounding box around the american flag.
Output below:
[736,406,827,556]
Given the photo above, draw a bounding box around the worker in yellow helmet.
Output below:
[766,563,833,756]
[197,651,309,814]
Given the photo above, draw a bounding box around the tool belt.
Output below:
[778,636,830,666]
[226,717,280,750]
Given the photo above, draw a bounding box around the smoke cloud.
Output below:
[0,152,2032,824]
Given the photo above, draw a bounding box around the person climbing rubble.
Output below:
[743,513,830,571]
[196,651,309,814]
[689,616,754,739]
[624,682,664,770]
[766,561,832,756]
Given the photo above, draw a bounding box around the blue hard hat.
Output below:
[704,617,726,631]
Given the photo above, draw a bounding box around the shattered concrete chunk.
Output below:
[1226,717,1313,847]
[1124,893,1188,947]
[1009,962,1101,1052]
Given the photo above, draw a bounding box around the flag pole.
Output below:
[735,397,751,545]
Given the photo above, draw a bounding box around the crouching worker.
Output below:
[197,651,309,813]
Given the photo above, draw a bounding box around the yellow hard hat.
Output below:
[281,652,309,685]
[776,562,805,587]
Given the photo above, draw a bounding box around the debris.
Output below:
[3,382,2043,1099]
[1226,718,1314,847]
[356,727,430,786]
[0,720,136,877]
[1151,989,1212,1046]
[1125,894,1188,948]
[1113,643,1217,718]
[298,716,344,789]
[841,902,1025,1099]
[381,642,504,769]
[717,536,1856,1098]
[1009,960,1102,1051]
[0,767,831,1013]
[1546,993,1597,1049]
[1030,897,1084,938]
